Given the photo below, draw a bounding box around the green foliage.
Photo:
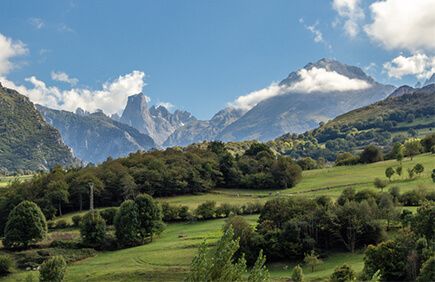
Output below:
[80,211,106,248]
[411,202,435,241]
[373,178,388,191]
[291,265,304,282]
[71,215,82,227]
[420,133,435,152]
[432,169,435,183]
[100,207,118,225]
[404,139,423,160]
[195,201,216,220]
[359,145,383,164]
[186,227,269,282]
[385,167,395,181]
[413,163,424,176]
[247,250,269,282]
[330,264,355,282]
[304,250,322,272]
[3,201,47,249]
[0,86,77,173]
[134,194,164,239]
[417,256,435,282]
[39,256,67,282]
[395,166,403,177]
[114,200,141,247]
[0,255,14,276]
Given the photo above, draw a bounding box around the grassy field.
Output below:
[162,153,434,208]
[0,175,33,188]
[3,215,367,282]
[1,153,433,281]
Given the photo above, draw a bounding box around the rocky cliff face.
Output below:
[37,105,156,164]
[119,93,196,145]
[164,107,245,147]
[0,84,78,173]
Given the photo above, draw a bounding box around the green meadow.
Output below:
[1,153,434,281]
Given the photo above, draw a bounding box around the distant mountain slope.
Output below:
[319,84,435,131]
[37,105,156,164]
[272,84,435,161]
[119,93,196,145]
[218,59,396,142]
[0,84,77,173]
[164,107,245,147]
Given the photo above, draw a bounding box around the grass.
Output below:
[0,175,33,188]
[3,215,366,282]
[1,153,433,281]
[160,154,435,208]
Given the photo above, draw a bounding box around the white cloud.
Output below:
[156,102,175,111]
[51,71,79,85]
[383,53,435,79]
[306,23,324,43]
[29,18,45,29]
[0,33,28,76]
[229,83,287,111]
[1,71,146,115]
[229,67,371,110]
[365,0,435,52]
[332,0,365,38]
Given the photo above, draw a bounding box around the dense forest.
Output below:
[0,142,302,229]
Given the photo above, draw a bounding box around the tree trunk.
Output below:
[79,193,83,211]
[58,201,62,216]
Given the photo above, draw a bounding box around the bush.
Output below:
[71,215,82,227]
[80,211,106,248]
[360,145,383,163]
[195,201,216,220]
[0,255,14,276]
[3,201,48,249]
[114,200,141,247]
[55,220,69,229]
[39,256,66,282]
[417,256,435,282]
[100,208,118,225]
[291,265,304,282]
[330,264,355,282]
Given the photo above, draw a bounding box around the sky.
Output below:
[0,0,434,119]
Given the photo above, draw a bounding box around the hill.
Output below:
[0,84,78,173]
[36,105,157,164]
[273,84,435,160]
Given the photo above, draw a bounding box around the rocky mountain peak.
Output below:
[280,58,375,86]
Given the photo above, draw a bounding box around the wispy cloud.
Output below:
[28,17,45,29]
[299,19,332,49]
[51,71,79,86]
[332,0,365,38]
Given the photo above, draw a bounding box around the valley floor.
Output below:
[1,153,434,281]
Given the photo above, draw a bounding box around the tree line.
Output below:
[0,142,302,231]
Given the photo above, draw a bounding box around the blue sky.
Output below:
[0,0,434,119]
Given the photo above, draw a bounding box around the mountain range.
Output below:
[165,58,396,143]
[3,58,433,170]
[36,105,156,164]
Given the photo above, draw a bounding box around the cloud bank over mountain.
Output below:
[229,67,372,110]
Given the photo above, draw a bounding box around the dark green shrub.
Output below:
[330,264,355,282]
[195,201,216,219]
[3,201,48,249]
[39,256,66,282]
[71,215,82,227]
[0,255,14,276]
[80,211,106,248]
[114,200,141,247]
[100,208,118,225]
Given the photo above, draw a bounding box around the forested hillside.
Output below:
[0,84,78,174]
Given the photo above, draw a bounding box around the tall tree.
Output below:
[3,201,47,249]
